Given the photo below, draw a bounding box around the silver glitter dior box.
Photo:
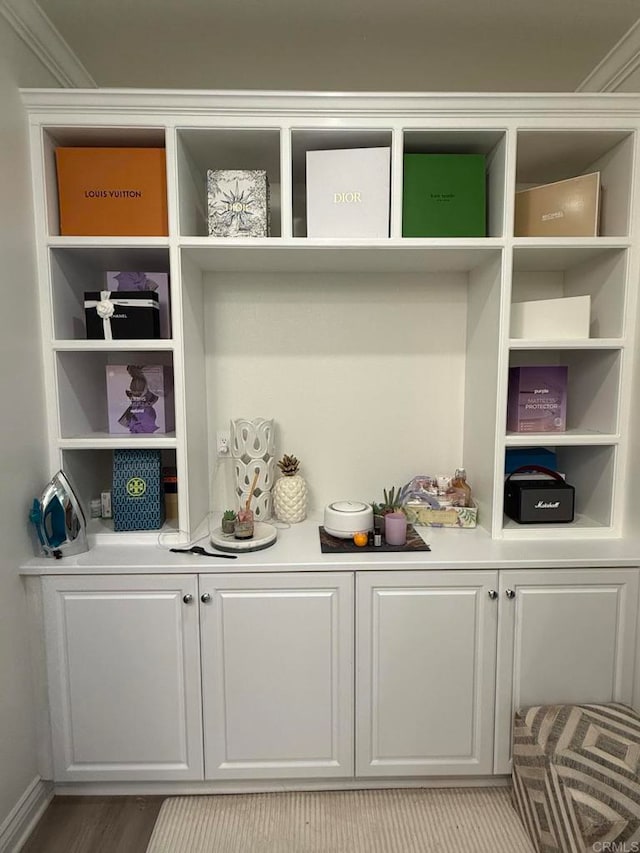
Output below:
[207,169,270,237]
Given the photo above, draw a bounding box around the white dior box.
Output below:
[306,147,391,237]
[207,169,270,237]
[511,295,591,339]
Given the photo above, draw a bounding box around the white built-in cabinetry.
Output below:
[493,567,639,772]
[42,571,353,783]
[356,570,498,776]
[199,572,353,779]
[40,566,639,784]
[23,90,640,790]
[23,91,640,544]
[42,574,203,782]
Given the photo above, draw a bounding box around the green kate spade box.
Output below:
[112,449,164,531]
[402,154,486,237]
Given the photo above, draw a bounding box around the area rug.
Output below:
[146,787,534,852]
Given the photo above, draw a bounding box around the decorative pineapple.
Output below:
[273,454,308,523]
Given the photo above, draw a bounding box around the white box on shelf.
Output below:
[306,147,391,238]
[510,295,591,340]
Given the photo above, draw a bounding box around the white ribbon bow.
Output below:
[96,298,115,320]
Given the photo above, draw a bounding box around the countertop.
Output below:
[19,516,640,575]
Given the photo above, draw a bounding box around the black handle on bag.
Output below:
[505,464,564,483]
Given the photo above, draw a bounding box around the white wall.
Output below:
[205,271,468,513]
[0,13,58,832]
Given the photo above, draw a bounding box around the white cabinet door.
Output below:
[357,570,499,776]
[201,572,353,779]
[494,568,639,773]
[43,574,203,782]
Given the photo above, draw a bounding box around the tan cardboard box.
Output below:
[55,147,168,236]
[514,172,600,237]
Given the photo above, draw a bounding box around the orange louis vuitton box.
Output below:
[55,147,168,236]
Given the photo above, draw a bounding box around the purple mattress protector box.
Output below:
[507,365,567,433]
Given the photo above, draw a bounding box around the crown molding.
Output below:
[577,17,640,92]
[20,88,640,120]
[0,0,95,88]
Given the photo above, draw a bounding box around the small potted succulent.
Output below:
[371,486,404,534]
[221,509,236,535]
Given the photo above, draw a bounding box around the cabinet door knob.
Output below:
[505,589,516,599]
[201,593,212,603]
[182,594,193,604]
[488,589,498,599]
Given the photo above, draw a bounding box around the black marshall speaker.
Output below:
[504,464,575,524]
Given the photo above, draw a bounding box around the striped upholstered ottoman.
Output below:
[512,703,640,852]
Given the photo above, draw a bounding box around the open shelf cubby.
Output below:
[291,128,393,238]
[506,348,622,438]
[502,443,617,535]
[61,448,179,543]
[510,245,628,341]
[49,246,172,340]
[40,126,167,238]
[515,130,635,238]
[55,350,175,442]
[176,128,282,238]
[402,130,506,238]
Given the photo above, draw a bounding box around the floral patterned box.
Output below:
[207,170,270,237]
[404,501,478,529]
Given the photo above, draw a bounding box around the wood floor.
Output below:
[21,796,165,853]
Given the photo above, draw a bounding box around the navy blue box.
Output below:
[112,449,164,531]
[505,447,557,475]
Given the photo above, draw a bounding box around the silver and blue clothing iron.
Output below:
[30,470,88,559]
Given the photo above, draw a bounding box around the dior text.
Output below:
[333,192,362,203]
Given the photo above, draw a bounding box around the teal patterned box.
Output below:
[112,449,164,531]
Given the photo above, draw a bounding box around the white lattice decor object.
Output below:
[230,418,275,520]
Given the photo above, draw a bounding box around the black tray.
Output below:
[319,525,430,554]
